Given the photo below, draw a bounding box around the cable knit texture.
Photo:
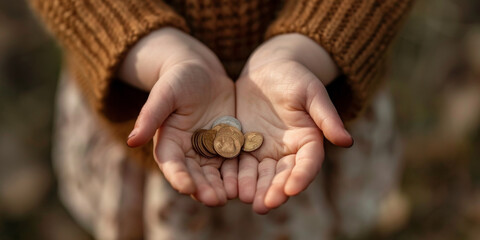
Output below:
[29,0,412,167]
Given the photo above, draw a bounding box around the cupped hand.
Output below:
[119,28,237,206]
[236,34,353,214]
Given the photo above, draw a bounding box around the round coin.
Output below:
[214,126,243,158]
[214,135,237,158]
[242,132,264,152]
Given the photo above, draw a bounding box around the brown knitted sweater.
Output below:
[30,0,412,166]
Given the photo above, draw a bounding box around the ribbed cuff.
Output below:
[31,0,189,110]
[266,0,412,120]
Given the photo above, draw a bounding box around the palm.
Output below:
[239,94,323,161]
[236,62,342,214]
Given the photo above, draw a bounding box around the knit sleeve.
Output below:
[29,0,188,110]
[266,0,413,121]
[29,0,189,167]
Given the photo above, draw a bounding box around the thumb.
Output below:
[127,80,175,147]
[306,80,353,148]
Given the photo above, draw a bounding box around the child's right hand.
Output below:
[119,28,237,206]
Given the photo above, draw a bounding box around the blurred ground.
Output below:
[0,0,479,239]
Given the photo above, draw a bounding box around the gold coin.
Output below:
[213,135,236,158]
[214,126,243,158]
[202,130,217,156]
[242,132,264,152]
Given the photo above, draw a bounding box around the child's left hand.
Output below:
[235,34,354,214]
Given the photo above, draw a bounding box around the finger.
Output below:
[285,140,324,196]
[253,159,276,214]
[238,153,259,203]
[264,155,295,209]
[202,164,227,206]
[306,80,353,147]
[186,158,220,206]
[127,80,175,147]
[154,135,195,194]
[221,158,238,199]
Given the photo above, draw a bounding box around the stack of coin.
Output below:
[191,116,264,159]
[191,129,217,158]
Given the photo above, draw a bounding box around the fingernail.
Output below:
[190,194,199,202]
[128,128,138,139]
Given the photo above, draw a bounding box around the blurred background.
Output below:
[0,0,479,239]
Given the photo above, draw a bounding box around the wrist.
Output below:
[118,27,223,91]
[246,34,339,85]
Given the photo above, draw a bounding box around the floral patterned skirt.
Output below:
[53,72,401,240]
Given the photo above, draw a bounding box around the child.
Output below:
[31,0,412,239]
